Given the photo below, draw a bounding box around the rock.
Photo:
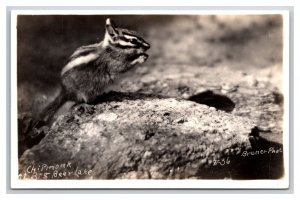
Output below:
[173,118,185,124]
[141,76,157,84]
[182,93,190,99]
[96,113,118,122]
[221,83,239,93]
[19,98,255,179]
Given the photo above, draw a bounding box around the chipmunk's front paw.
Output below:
[130,53,149,65]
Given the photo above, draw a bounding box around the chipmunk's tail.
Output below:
[37,88,67,124]
[25,88,67,147]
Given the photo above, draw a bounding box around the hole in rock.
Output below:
[188,90,235,112]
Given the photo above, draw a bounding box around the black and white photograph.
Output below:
[11,10,289,188]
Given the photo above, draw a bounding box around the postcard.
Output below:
[10,9,289,189]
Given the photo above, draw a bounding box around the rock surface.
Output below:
[20,96,255,179]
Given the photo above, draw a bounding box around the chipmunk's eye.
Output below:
[130,38,138,44]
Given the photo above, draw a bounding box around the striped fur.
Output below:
[61,52,99,75]
[60,18,150,103]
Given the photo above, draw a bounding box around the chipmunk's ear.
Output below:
[105,18,118,38]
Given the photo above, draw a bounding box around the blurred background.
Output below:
[17,14,283,115]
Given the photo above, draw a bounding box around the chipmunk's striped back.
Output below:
[61,43,102,75]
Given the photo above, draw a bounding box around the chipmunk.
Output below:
[26,18,150,145]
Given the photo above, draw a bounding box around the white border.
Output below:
[10,9,290,189]
[11,9,290,15]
